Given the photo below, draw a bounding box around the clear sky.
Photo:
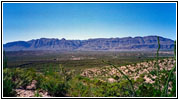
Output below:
[3,3,176,43]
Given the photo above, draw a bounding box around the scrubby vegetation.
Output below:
[3,59,176,97]
[3,38,176,97]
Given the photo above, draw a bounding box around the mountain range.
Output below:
[3,36,175,51]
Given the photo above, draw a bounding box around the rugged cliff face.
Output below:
[3,36,175,51]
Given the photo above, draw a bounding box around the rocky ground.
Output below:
[81,58,176,84]
[15,80,51,97]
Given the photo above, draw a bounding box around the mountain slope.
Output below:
[3,36,175,51]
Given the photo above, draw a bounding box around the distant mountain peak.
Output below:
[61,38,66,41]
[3,36,175,51]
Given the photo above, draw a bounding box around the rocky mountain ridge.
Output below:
[3,36,175,51]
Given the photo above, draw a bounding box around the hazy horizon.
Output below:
[3,35,175,45]
[3,3,176,44]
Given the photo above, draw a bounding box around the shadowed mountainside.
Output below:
[3,36,174,51]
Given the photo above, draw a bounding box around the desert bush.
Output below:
[92,82,122,97]
[67,75,91,97]
[68,75,136,97]
[136,83,161,97]
[38,74,67,96]
[68,81,91,96]
[99,80,131,97]
[3,79,16,97]
[36,65,70,96]
[3,68,36,89]
[3,68,36,97]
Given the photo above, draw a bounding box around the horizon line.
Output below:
[3,35,175,44]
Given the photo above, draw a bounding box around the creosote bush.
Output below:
[3,79,16,97]
[3,68,36,96]
[36,64,71,96]
[4,68,31,88]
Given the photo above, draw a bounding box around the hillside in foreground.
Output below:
[3,58,176,97]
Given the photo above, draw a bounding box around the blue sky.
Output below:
[3,3,176,43]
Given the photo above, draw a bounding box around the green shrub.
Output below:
[149,70,157,76]
[136,83,161,97]
[3,68,36,97]
[3,79,16,97]
[67,76,90,97]
[68,75,136,97]
[37,65,70,96]
[38,74,67,96]
[69,82,90,97]
[3,68,36,89]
